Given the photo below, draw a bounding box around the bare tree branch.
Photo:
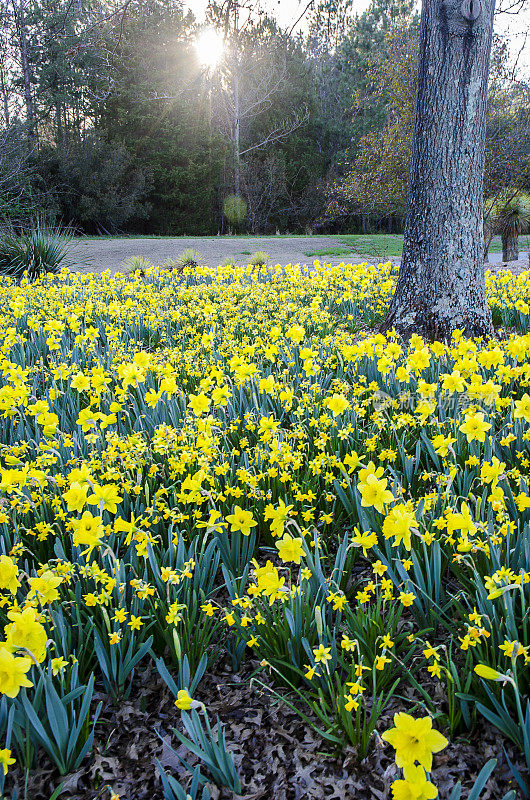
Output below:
[287,0,314,37]
[239,107,309,155]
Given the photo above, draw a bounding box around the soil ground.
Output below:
[70,236,530,274]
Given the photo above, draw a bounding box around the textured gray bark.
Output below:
[382,0,495,340]
[12,0,35,142]
[502,235,518,262]
[0,69,9,126]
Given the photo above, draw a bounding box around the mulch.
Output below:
[7,658,524,800]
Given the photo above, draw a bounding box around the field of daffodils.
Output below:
[0,261,529,799]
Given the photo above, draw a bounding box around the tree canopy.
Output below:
[0,0,528,234]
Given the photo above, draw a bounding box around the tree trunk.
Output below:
[502,234,518,262]
[234,66,240,196]
[483,220,494,262]
[0,68,10,126]
[381,0,495,341]
[14,0,36,143]
[233,3,240,196]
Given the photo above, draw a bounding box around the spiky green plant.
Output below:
[120,255,154,275]
[0,227,73,282]
[248,251,269,267]
[174,249,202,273]
[221,256,239,269]
[489,192,530,262]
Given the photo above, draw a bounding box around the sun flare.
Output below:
[195,28,224,69]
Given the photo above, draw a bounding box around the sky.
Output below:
[185,0,371,31]
[185,0,529,66]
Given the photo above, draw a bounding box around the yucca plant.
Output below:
[489,191,530,262]
[248,251,269,267]
[0,226,73,281]
[174,249,202,273]
[120,255,154,275]
[221,256,239,268]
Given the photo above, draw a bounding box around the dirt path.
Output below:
[70,236,357,273]
[70,236,529,274]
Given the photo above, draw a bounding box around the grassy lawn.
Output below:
[336,234,530,259]
[303,246,353,258]
[338,234,405,259]
[488,235,530,254]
